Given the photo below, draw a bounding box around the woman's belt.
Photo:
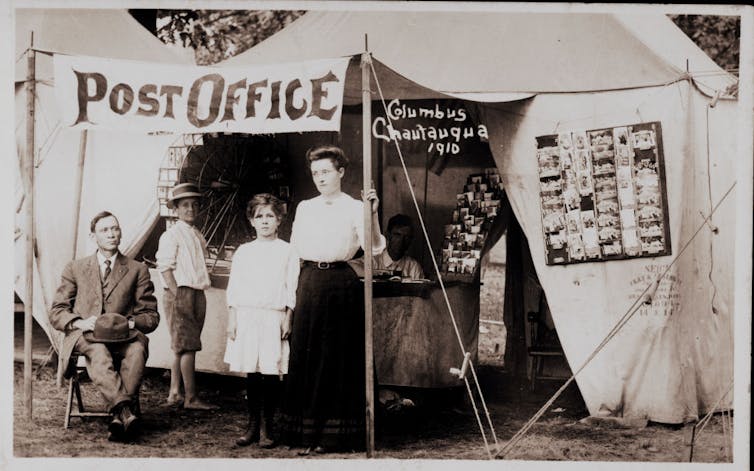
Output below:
[301,260,349,270]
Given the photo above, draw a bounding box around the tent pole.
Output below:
[55,129,88,387]
[23,33,36,421]
[71,130,87,260]
[361,48,375,458]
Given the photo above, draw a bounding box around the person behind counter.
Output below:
[279,145,386,455]
[375,214,425,279]
[156,183,218,410]
[224,193,299,448]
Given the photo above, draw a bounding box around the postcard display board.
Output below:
[536,122,671,265]
[440,169,504,276]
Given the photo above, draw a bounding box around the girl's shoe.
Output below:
[235,422,260,447]
[258,418,276,448]
[259,436,276,448]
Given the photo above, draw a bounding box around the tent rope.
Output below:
[28,47,68,57]
[496,180,736,459]
[464,376,492,459]
[37,124,62,168]
[703,104,720,314]
[31,86,64,169]
[691,77,737,100]
[488,76,686,135]
[368,57,499,458]
[16,47,30,64]
[700,103,734,456]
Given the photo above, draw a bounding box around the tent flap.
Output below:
[483,82,735,422]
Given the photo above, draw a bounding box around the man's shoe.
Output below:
[120,405,140,436]
[108,415,125,438]
[132,397,142,417]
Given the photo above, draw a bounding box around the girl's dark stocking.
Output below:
[236,373,262,446]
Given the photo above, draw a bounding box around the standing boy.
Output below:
[156,183,217,410]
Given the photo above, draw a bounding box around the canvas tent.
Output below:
[14,9,740,425]
[220,11,733,99]
[14,9,194,356]
[217,10,739,424]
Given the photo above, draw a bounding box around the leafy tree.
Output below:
[670,15,740,75]
[670,15,739,97]
[155,10,304,65]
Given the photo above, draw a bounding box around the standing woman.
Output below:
[280,145,385,454]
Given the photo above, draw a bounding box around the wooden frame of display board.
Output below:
[536,121,671,266]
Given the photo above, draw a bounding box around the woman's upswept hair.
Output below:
[305,145,349,171]
[246,193,286,220]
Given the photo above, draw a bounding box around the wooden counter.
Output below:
[146,270,479,388]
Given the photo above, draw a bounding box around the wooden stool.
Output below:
[64,354,110,428]
[527,312,568,391]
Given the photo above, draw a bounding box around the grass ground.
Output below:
[13,362,732,462]
[479,262,506,366]
[12,261,732,462]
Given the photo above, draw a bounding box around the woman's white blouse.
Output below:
[226,239,300,311]
[291,192,386,263]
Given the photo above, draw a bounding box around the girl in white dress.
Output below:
[224,193,299,448]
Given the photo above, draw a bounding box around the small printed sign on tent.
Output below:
[537,122,671,265]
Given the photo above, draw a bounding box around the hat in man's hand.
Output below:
[167,182,203,208]
[83,313,138,344]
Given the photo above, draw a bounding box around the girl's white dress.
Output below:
[223,238,299,374]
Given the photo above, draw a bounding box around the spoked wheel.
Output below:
[178,134,291,269]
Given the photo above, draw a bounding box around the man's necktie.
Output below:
[103,260,111,283]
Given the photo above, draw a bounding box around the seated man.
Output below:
[50,211,159,441]
[374,214,425,279]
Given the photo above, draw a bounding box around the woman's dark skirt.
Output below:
[279,263,366,451]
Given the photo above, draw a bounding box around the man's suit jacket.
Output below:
[49,252,160,377]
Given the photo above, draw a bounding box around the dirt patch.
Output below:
[13,363,732,462]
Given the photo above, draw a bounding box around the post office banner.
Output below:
[53,55,351,134]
